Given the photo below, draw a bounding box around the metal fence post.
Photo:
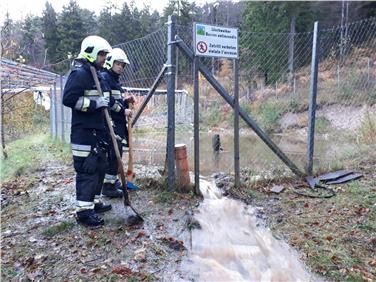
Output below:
[54,79,58,139]
[60,75,65,141]
[307,21,320,175]
[234,59,240,188]
[49,86,53,138]
[166,15,177,189]
[193,56,200,194]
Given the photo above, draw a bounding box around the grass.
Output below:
[358,111,376,145]
[315,116,331,133]
[256,101,283,131]
[201,103,227,127]
[1,133,71,182]
[42,220,75,237]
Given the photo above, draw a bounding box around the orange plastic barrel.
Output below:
[175,144,191,192]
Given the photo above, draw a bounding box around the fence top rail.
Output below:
[113,27,166,48]
[175,16,376,36]
[123,87,188,96]
[1,58,58,78]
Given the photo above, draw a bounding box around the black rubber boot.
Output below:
[102,183,123,198]
[76,209,104,227]
[94,202,112,213]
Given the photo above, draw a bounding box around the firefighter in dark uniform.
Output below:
[100,48,134,197]
[63,35,113,227]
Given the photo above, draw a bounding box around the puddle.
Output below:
[132,130,355,177]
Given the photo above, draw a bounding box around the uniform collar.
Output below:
[74,59,103,72]
[108,70,120,81]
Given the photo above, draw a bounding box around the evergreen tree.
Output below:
[80,9,98,36]
[1,13,24,61]
[241,2,320,84]
[57,0,84,62]
[111,2,133,43]
[98,6,117,45]
[1,12,15,59]
[21,15,44,66]
[163,0,199,26]
[42,1,59,64]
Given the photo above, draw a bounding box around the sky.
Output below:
[0,0,214,23]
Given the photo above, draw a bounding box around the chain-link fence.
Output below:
[1,59,61,157]
[50,17,376,178]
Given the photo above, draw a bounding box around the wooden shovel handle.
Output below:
[89,66,129,204]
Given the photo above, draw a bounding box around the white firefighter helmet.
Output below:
[105,48,130,70]
[79,35,112,63]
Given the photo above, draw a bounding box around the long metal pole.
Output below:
[166,16,177,189]
[132,65,167,127]
[193,56,200,194]
[176,37,304,178]
[53,79,58,139]
[49,86,53,137]
[234,59,240,187]
[307,21,320,175]
[60,75,65,141]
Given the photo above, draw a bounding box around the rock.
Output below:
[271,185,285,194]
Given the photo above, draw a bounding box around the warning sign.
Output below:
[193,23,238,59]
[197,41,207,53]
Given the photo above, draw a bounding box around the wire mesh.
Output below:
[114,27,168,88]
[47,17,376,178]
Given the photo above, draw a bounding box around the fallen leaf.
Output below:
[303,232,311,238]
[23,257,35,267]
[136,231,146,239]
[368,260,376,267]
[90,267,101,273]
[112,265,133,276]
[355,207,370,216]
[325,235,334,241]
[80,268,87,274]
[161,237,186,251]
[64,178,73,184]
[134,252,146,262]
[134,247,146,255]
[331,255,340,263]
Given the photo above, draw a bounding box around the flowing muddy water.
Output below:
[182,179,314,281]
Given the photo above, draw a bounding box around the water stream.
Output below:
[182,178,314,281]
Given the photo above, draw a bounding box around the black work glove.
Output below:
[82,150,98,174]
[96,141,109,174]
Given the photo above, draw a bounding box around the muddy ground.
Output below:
[1,135,375,281]
[1,160,199,281]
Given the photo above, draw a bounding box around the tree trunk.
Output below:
[0,93,8,159]
[340,0,345,63]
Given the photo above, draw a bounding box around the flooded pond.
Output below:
[131,128,354,177]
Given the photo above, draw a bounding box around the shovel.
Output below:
[90,66,143,224]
